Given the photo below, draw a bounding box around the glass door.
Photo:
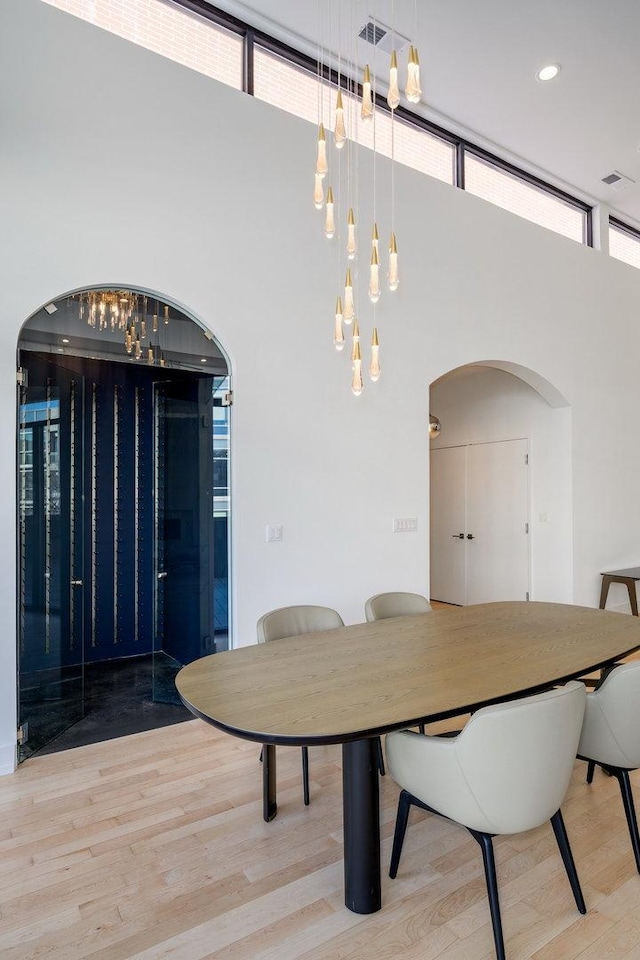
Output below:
[17,354,85,759]
[212,376,230,652]
[152,375,216,702]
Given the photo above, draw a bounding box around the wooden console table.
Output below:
[599,567,640,616]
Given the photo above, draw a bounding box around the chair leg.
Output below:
[550,809,586,914]
[469,830,505,960]
[389,789,412,879]
[586,759,595,784]
[262,744,277,822]
[376,737,385,776]
[612,768,640,874]
[301,746,310,806]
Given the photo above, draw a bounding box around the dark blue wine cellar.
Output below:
[18,306,230,759]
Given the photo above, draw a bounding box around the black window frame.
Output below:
[463,145,592,245]
[169,0,593,245]
[609,217,640,243]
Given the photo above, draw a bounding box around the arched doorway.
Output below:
[429,362,572,606]
[17,288,231,759]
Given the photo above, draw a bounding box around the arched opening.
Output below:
[17,288,231,759]
[429,362,572,607]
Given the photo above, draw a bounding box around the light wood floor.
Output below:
[2,716,640,959]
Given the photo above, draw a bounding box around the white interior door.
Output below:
[430,440,530,605]
[430,446,466,604]
[466,439,530,604]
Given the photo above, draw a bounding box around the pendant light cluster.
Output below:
[313,6,422,396]
[78,290,169,365]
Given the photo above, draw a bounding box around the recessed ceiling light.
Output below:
[200,358,207,363]
[536,63,560,82]
[62,338,69,344]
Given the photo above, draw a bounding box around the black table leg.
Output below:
[262,743,277,822]
[342,737,381,914]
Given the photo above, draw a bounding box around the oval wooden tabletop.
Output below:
[175,602,640,745]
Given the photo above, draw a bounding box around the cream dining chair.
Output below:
[365,591,432,734]
[577,660,640,873]
[385,681,587,960]
[364,591,432,622]
[256,605,344,813]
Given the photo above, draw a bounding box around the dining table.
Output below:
[175,600,640,915]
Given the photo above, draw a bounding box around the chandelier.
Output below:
[313,3,422,395]
[77,290,169,365]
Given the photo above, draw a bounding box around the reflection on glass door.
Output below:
[152,375,221,702]
[212,376,230,651]
[18,357,84,759]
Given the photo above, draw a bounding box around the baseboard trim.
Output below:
[0,742,17,776]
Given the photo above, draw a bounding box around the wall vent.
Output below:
[358,19,410,55]
[601,170,636,192]
[359,20,386,46]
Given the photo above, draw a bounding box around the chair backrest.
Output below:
[365,591,432,622]
[388,681,585,835]
[578,661,640,769]
[257,604,344,643]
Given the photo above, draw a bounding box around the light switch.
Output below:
[393,517,418,533]
[266,524,283,542]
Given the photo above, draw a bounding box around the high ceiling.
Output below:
[209,0,640,229]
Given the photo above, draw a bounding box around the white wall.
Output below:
[3,0,640,771]
[430,367,573,602]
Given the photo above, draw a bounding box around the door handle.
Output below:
[157,571,168,579]
[467,534,475,540]
[452,533,464,539]
[71,579,83,586]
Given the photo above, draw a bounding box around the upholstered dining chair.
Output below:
[364,591,432,622]
[256,605,344,811]
[385,681,587,960]
[577,660,640,873]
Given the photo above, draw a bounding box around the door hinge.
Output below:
[221,390,233,407]
[17,722,28,745]
[16,367,27,387]
[525,453,529,465]
[525,522,529,534]
[526,591,530,601]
